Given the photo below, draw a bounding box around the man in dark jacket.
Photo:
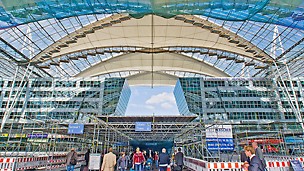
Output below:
[174,148,184,171]
[84,149,90,166]
[252,142,266,170]
[244,146,264,171]
[159,148,170,171]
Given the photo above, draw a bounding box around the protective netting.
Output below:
[0,0,303,29]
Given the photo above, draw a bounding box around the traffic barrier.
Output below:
[15,156,48,170]
[0,158,16,171]
[184,157,294,171]
[1,152,85,171]
[184,157,208,171]
[208,162,242,170]
[266,155,304,162]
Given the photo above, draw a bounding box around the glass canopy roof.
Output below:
[0,0,303,79]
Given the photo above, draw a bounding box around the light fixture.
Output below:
[228,39,239,44]
[84,29,95,34]
[226,56,235,60]
[110,19,121,24]
[254,65,267,69]
[237,44,247,47]
[217,55,226,59]
[59,58,69,63]
[75,33,86,38]
[58,43,68,48]
[119,16,131,21]
[39,65,50,69]
[78,55,87,59]
[208,52,217,56]
[245,62,255,66]
[174,16,185,21]
[235,59,245,63]
[50,61,60,66]
[101,23,112,27]
[245,49,255,53]
[66,39,77,44]
[184,19,195,24]
[69,56,78,60]
[193,22,204,27]
[211,28,221,34]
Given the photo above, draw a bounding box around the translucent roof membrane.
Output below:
[46,49,123,77]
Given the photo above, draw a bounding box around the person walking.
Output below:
[117,152,128,171]
[85,149,90,165]
[66,148,78,171]
[174,148,184,171]
[101,147,116,171]
[244,146,264,171]
[132,147,145,171]
[252,142,266,170]
[159,148,170,171]
[154,151,159,169]
[80,149,90,171]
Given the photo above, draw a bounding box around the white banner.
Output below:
[206,125,233,138]
[89,154,101,170]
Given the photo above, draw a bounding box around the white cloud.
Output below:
[145,92,176,105]
[145,105,155,110]
[161,102,173,109]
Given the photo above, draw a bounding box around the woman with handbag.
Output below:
[66,148,78,171]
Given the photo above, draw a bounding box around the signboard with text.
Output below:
[27,134,48,138]
[206,125,234,151]
[135,122,151,132]
[68,123,84,134]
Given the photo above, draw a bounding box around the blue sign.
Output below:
[290,160,304,171]
[135,122,151,132]
[27,134,48,138]
[68,123,84,134]
[206,138,234,151]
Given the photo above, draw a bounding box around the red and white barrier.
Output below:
[184,157,208,171]
[184,157,296,171]
[208,162,242,169]
[1,151,85,171]
[0,158,16,171]
[15,156,48,170]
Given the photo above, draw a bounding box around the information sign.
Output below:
[135,122,151,132]
[68,123,84,134]
[206,125,234,151]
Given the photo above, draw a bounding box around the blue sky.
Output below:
[125,86,180,116]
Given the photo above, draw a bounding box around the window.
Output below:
[80,81,101,87]
[55,81,76,87]
[31,81,52,87]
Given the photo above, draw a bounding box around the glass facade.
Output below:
[174,77,304,128]
[0,77,130,121]
[101,78,131,116]
[174,80,191,116]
